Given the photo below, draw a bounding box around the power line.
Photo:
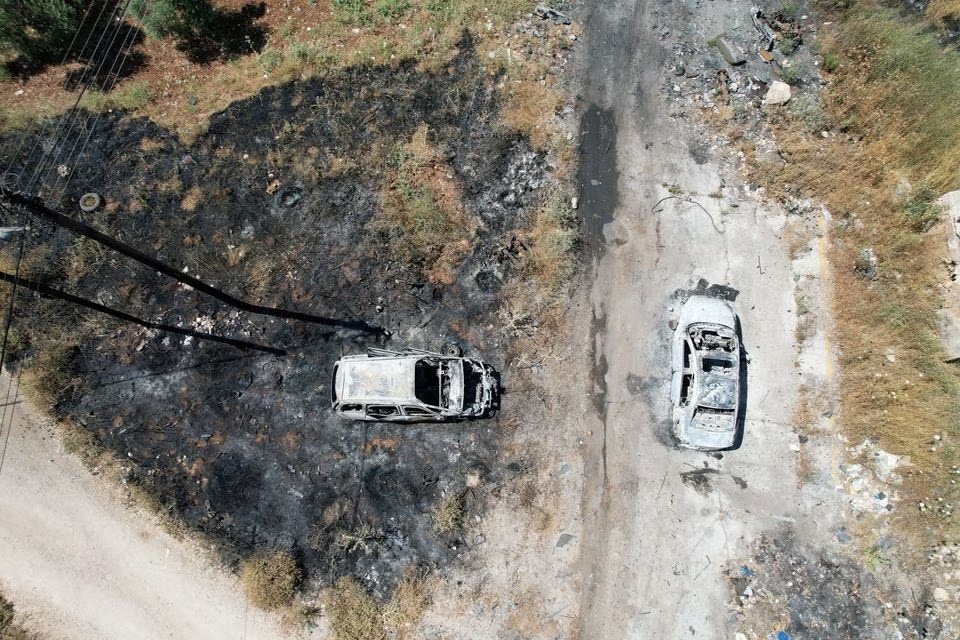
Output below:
[0,189,386,336]
[0,269,286,356]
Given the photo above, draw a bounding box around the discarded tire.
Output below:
[79,192,101,213]
[442,342,463,357]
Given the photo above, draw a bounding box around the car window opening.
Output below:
[414,359,451,408]
[682,340,691,369]
[689,326,736,352]
[702,356,734,373]
[680,373,694,406]
[367,405,399,418]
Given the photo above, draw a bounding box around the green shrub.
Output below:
[779,64,800,85]
[822,51,840,72]
[898,183,943,233]
[0,593,13,633]
[0,0,109,65]
[376,0,411,19]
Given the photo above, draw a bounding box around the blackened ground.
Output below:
[728,532,922,639]
[0,33,549,596]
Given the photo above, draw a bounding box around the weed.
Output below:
[379,126,477,279]
[664,182,684,197]
[779,0,801,18]
[862,545,889,571]
[431,493,465,534]
[332,0,371,24]
[258,49,284,74]
[0,66,10,82]
[326,576,386,640]
[500,77,563,150]
[376,0,412,19]
[241,549,301,611]
[112,82,152,110]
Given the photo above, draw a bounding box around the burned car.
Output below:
[670,295,742,450]
[331,348,499,422]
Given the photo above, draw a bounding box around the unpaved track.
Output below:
[576,0,829,637]
[0,389,291,640]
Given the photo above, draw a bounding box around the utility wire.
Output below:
[41,0,141,200]
[0,270,286,356]
[1,0,112,191]
[19,0,124,197]
[0,189,386,336]
[0,201,28,481]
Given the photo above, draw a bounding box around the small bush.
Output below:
[788,92,828,132]
[20,341,78,410]
[382,571,431,639]
[0,593,13,633]
[822,51,840,72]
[899,183,943,233]
[779,65,800,85]
[431,493,464,534]
[327,577,385,640]
[778,35,799,55]
[241,549,301,611]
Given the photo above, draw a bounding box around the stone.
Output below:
[556,532,574,548]
[714,35,746,65]
[763,81,792,105]
[937,307,960,362]
[934,587,950,602]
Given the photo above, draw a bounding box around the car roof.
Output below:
[336,357,418,403]
[680,295,736,328]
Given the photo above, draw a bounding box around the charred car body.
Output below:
[670,295,742,450]
[331,348,499,421]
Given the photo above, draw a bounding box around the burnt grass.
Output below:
[0,34,551,597]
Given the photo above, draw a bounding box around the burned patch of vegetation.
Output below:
[0,34,576,597]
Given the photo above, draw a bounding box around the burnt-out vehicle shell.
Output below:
[331,348,498,422]
[670,295,742,450]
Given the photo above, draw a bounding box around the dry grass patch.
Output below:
[326,576,386,640]
[379,124,478,282]
[179,185,204,212]
[241,549,302,611]
[382,570,433,640]
[431,493,465,534]
[739,1,960,548]
[20,341,78,411]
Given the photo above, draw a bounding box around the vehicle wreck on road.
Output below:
[332,348,499,421]
[670,295,743,450]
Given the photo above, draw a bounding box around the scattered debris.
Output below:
[533,4,572,25]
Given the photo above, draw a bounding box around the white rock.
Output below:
[934,587,950,602]
[763,81,792,105]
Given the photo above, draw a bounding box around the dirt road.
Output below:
[575,0,840,637]
[0,386,295,640]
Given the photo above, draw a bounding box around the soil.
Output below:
[0,33,555,598]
